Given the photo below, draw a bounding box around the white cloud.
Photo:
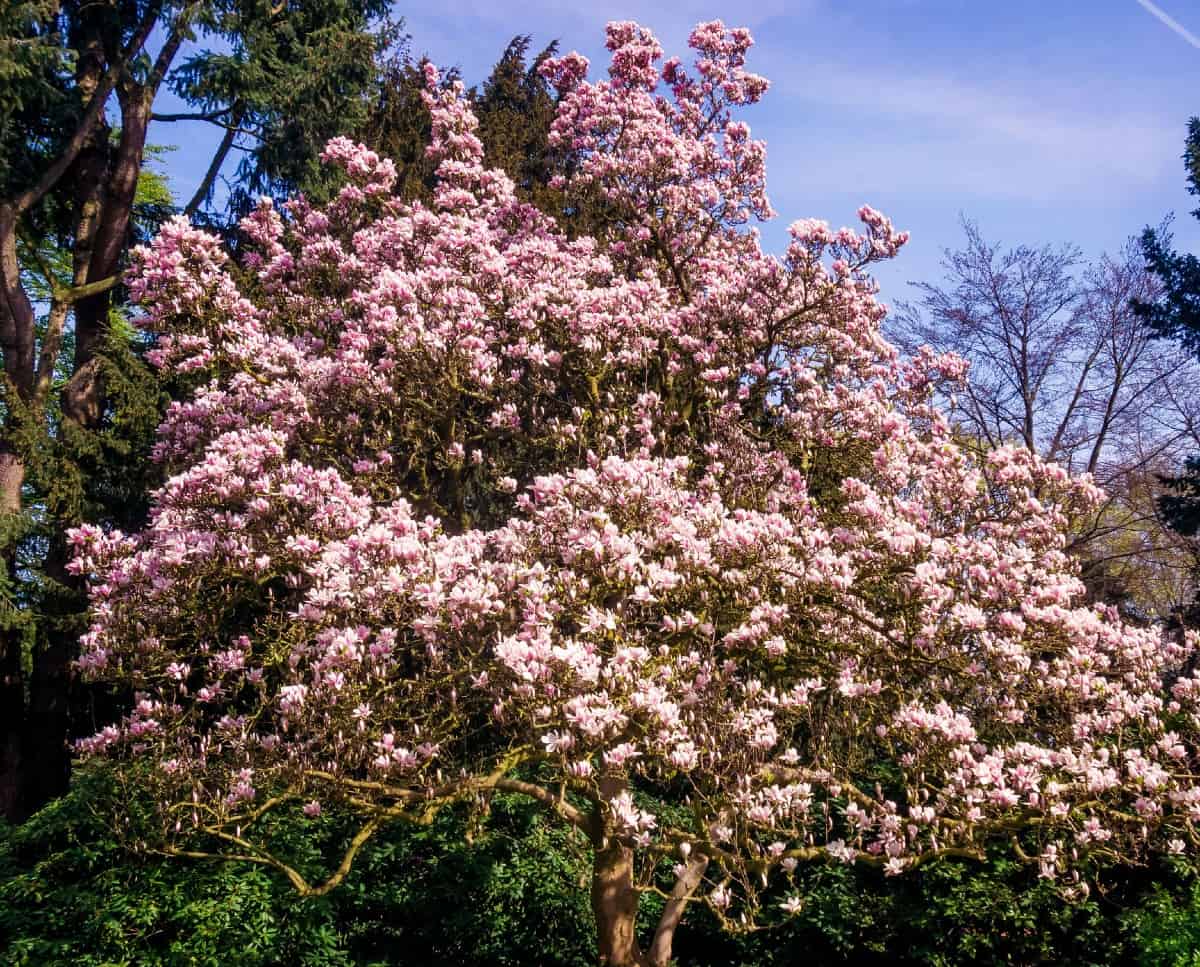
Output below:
[1135,0,1200,50]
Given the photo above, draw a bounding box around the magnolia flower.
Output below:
[541,730,575,753]
[826,840,856,865]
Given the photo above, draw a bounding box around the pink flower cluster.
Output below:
[74,19,1199,924]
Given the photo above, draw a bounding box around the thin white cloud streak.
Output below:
[1135,0,1200,50]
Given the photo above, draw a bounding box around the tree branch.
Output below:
[152,109,232,123]
[648,853,709,965]
[11,2,162,216]
[147,4,201,97]
[495,776,590,829]
[59,272,122,303]
[185,108,243,217]
[33,299,69,406]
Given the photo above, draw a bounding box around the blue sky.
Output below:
[154,0,1200,300]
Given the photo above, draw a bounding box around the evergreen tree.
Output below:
[474,37,561,215]
[1139,118,1200,356]
[1139,119,1200,601]
[0,0,395,821]
[355,36,611,235]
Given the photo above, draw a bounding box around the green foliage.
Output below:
[3,309,164,593]
[132,144,178,239]
[332,795,596,967]
[473,37,561,214]
[0,770,596,967]
[175,0,401,219]
[0,1,73,203]
[5,769,1197,966]
[0,771,349,967]
[1134,879,1200,966]
[1159,454,1200,541]
[668,854,1150,967]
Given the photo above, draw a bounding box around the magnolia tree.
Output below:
[72,21,1200,967]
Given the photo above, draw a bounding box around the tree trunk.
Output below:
[0,623,24,820]
[0,202,33,822]
[66,89,151,426]
[647,854,708,967]
[592,839,649,967]
[18,533,79,818]
[0,206,36,400]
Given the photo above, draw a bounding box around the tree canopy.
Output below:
[72,21,1200,967]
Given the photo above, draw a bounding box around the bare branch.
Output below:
[184,109,243,217]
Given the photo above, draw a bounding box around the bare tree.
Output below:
[893,221,1200,620]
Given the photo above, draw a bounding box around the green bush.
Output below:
[671,856,1147,967]
[2,772,1197,966]
[0,773,346,966]
[1133,880,1200,967]
[0,771,595,967]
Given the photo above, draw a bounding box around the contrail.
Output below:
[1135,0,1200,49]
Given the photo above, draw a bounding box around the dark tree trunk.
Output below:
[0,0,170,825]
[15,640,71,817]
[18,535,80,818]
[0,624,24,820]
[65,89,151,426]
[0,206,34,823]
[592,839,649,967]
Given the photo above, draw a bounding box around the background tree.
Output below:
[167,0,402,223]
[74,22,1200,967]
[1139,119,1200,603]
[0,0,395,822]
[894,221,1200,620]
[1139,118,1200,358]
[354,35,611,235]
[472,36,564,219]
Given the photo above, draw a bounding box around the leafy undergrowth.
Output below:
[2,771,1196,966]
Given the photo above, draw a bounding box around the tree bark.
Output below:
[0,202,34,823]
[65,89,152,425]
[0,206,37,401]
[647,854,709,966]
[591,838,650,967]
